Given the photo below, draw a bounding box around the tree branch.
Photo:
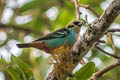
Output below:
[96,46,120,59]
[107,28,120,33]
[0,24,42,35]
[71,0,120,64]
[90,61,120,80]
[107,33,117,55]
[79,4,99,17]
[73,0,81,20]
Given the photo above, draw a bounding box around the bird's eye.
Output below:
[68,25,74,28]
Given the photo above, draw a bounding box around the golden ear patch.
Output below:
[67,24,75,28]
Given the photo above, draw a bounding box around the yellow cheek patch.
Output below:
[49,45,75,80]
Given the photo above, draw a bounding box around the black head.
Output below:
[66,20,83,29]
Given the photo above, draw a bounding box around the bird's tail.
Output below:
[16,43,30,48]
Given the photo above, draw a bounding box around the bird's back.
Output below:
[43,30,77,48]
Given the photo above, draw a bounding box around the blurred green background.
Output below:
[0,0,120,80]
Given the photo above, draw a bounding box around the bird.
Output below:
[16,20,83,54]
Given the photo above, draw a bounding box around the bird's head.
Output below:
[66,20,83,34]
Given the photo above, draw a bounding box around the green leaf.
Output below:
[11,55,34,80]
[14,66,27,80]
[67,77,76,80]
[68,77,73,80]
[0,58,7,64]
[19,0,57,13]
[19,0,41,13]
[34,15,44,31]
[74,62,95,80]
[106,33,113,47]
[6,66,21,80]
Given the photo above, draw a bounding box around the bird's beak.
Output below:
[77,22,83,27]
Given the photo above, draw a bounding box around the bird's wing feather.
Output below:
[34,28,70,41]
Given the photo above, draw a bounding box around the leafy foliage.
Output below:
[74,62,95,80]
[6,55,34,80]
[6,66,22,80]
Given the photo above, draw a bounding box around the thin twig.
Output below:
[73,0,81,20]
[91,61,120,80]
[80,59,86,65]
[79,4,99,17]
[73,0,86,65]
[96,46,120,59]
[0,0,6,24]
[0,24,42,35]
[98,40,106,43]
[106,33,117,55]
[107,28,120,33]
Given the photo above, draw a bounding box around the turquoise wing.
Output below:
[34,28,70,41]
[44,30,77,48]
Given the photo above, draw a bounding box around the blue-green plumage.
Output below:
[44,30,77,48]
